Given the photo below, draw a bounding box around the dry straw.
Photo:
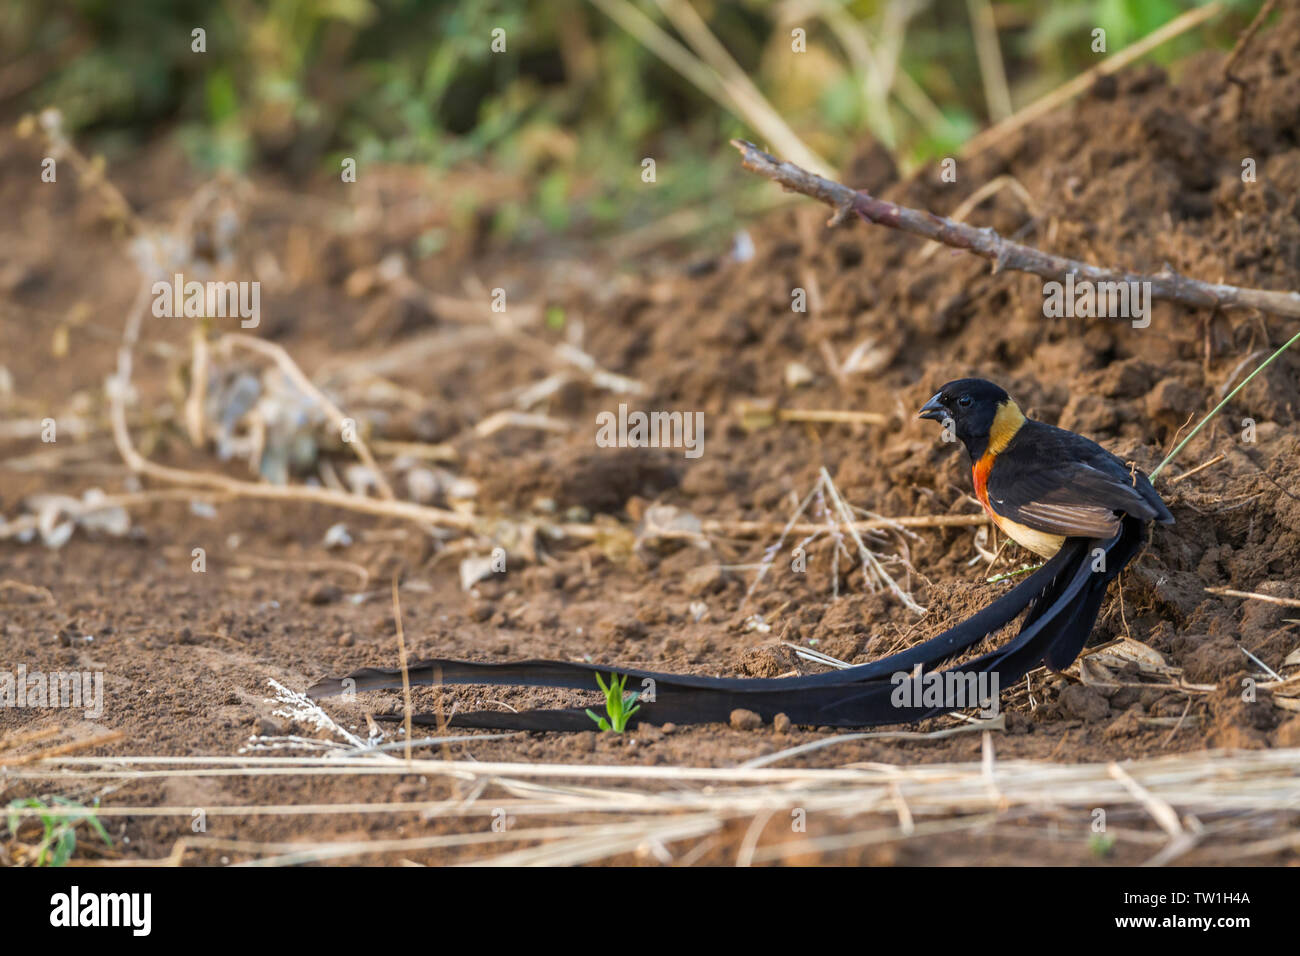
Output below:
[9,746,1299,865]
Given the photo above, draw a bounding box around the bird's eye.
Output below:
[958,395,972,408]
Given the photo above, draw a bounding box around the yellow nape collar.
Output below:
[988,399,1026,454]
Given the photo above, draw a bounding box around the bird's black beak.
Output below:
[917,393,947,422]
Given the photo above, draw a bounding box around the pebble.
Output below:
[1059,684,1111,722]
[773,712,792,734]
[730,708,762,731]
[784,361,815,388]
[254,716,287,737]
[307,583,342,605]
[684,564,725,595]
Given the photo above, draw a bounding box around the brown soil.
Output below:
[3,13,1300,865]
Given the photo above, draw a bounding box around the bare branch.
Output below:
[1224,0,1279,84]
[731,139,1300,320]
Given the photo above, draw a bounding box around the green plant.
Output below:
[1150,327,1300,480]
[6,796,112,867]
[6,0,1266,243]
[585,671,641,733]
[1088,832,1117,858]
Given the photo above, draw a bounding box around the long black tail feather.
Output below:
[308,520,1145,731]
[311,541,1083,699]
[1042,516,1143,670]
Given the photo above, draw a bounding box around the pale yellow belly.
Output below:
[990,512,1066,558]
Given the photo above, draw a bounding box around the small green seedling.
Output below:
[586,672,640,733]
[1088,832,1116,858]
[986,562,1043,584]
[6,796,112,867]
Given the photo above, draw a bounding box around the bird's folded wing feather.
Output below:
[987,425,1159,537]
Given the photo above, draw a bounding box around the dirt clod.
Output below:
[1058,685,1112,722]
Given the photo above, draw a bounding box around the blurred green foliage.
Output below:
[2,0,1268,246]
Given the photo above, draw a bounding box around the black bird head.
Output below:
[918,377,1019,459]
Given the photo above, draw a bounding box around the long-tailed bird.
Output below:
[918,377,1172,557]
[310,379,1172,731]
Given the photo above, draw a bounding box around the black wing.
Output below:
[986,420,1172,538]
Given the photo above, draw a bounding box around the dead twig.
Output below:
[392,578,414,763]
[0,726,62,752]
[217,333,396,500]
[101,279,476,533]
[966,0,1012,122]
[1107,761,1184,838]
[474,410,572,437]
[960,2,1225,159]
[1167,453,1226,485]
[0,580,56,605]
[229,554,370,589]
[561,511,988,543]
[109,373,476,532]
[918,175,1039,262]
[0,731,126,768]
[713,512,986,538]
[735,400,890,430]
[16,109,137,231]
[1205,587,1300,610]
[781,409,888,425]
[589,0,833,177]
[732,138,1300,319]
[368,439,457,463]
[1223,0,1279,84]
[0,489,230,541]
